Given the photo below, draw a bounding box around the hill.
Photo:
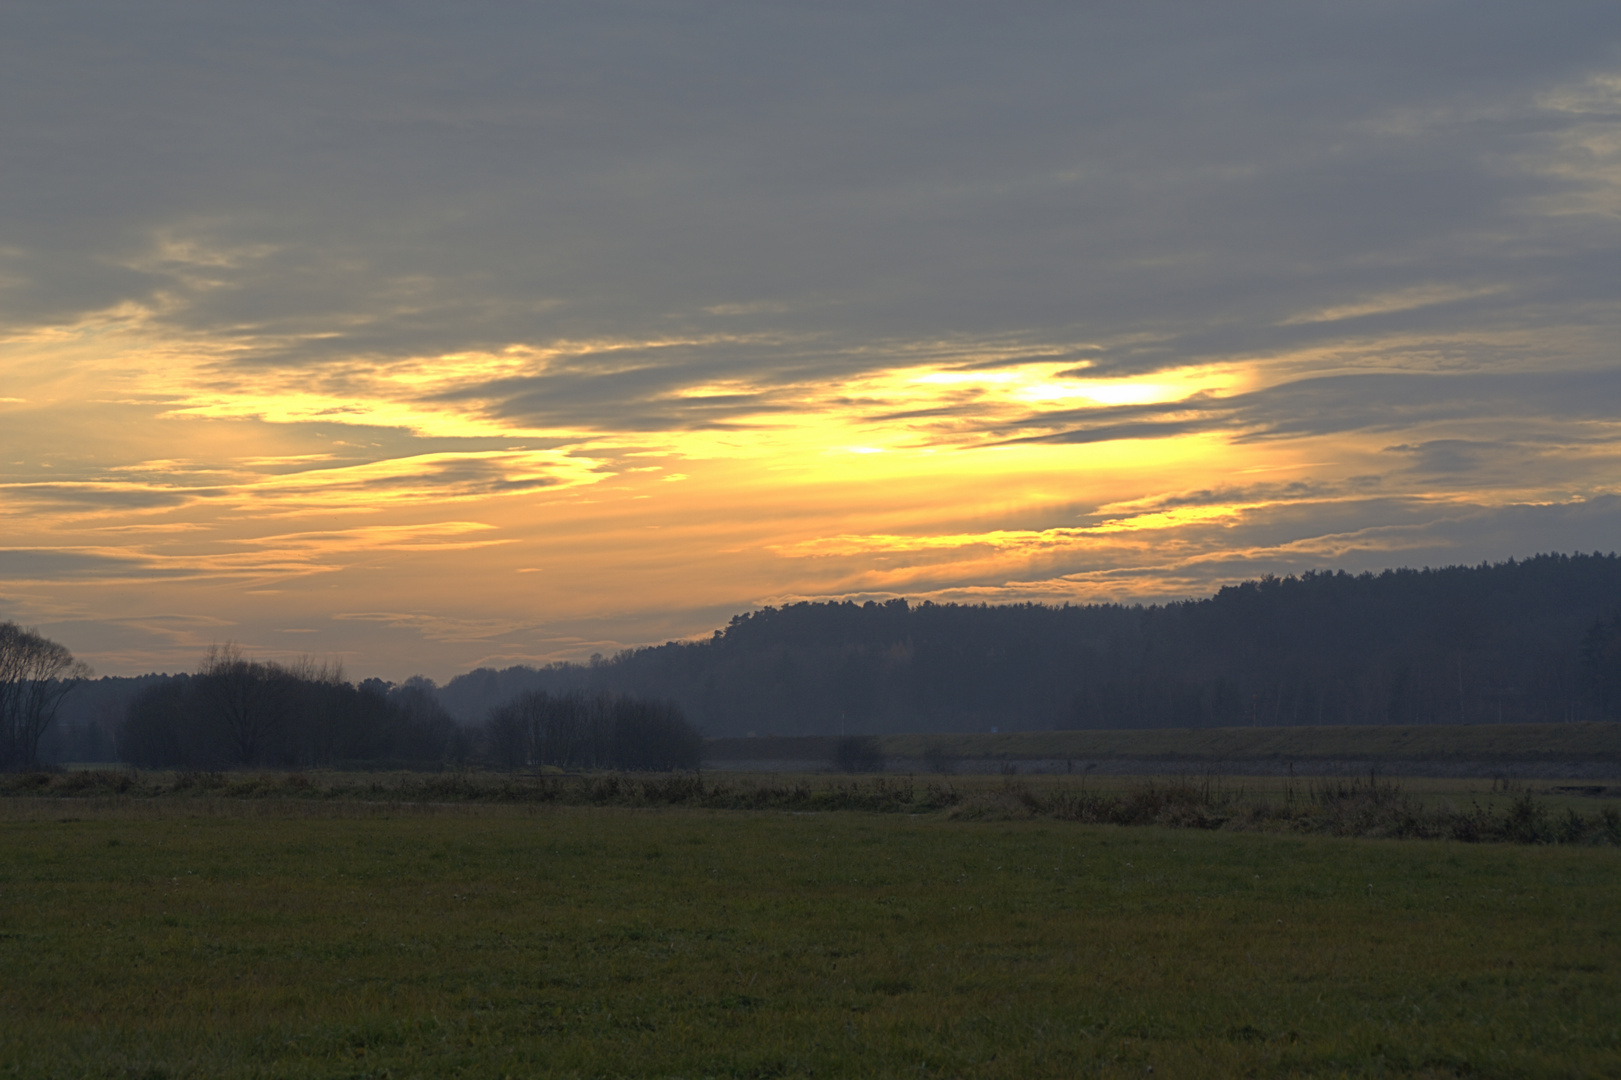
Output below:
[441,552,1621,736]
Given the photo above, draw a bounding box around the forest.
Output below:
[438,553,1621,736]
[16,552,1621,766]
[113,645,472,770]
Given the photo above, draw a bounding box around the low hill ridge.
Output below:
[442,553,1621,736]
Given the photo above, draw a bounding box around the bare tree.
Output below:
[484,689,699,771]
[286,655,349,766]
[0,622,91,770]
[194,643,290,766]
[485,697,531,768]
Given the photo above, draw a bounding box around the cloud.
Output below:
[0,449,604,526]
[238,452,600,509]
[2,3,1617,677]
[3,4,1613,371]
[0,521,509,589]
[0,483,216,510]
[1278,285,1510,326]
[331,611,533,644]
[761,494,1621,607]
[227,521,507,555]
[0,548,163,581]
[1387,439,1518,477]
[1002,368,1621,450]
[0,544,327,586]
[704,301,793,316]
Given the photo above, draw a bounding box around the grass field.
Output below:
[1,799,1617,1078]
[705,723,1621,766]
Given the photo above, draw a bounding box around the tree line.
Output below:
[18,552,1621,767]
[117,645,470,769]
[438,553,1621,735]
[109,645,700,771]
[485,690,702,771]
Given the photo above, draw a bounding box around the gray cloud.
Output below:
[1232,370,1621,441]
[344,458,563,497]
[0,548,165,580]
[0,484,208,510]
[1388,439,1523,477]
[428,339,809,431]
[1007,368,1621,449]
[2,2,1614,378]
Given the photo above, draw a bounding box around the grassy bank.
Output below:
[1,803,1617,1078]
[707,722,1621,765]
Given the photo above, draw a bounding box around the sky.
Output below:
[2,2,1618,681]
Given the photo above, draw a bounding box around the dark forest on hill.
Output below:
[439,554,1621,737]
[27,552,1621,764]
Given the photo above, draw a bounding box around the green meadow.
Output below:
[1,797,1617,1078]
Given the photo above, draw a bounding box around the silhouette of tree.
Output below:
[0,622,90,770]
[119,652,473,769]
[1582,607,1621,718]
[485,690,700,771]
[193,643,291,767]
[118,676,196,767]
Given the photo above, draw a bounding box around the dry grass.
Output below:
[4,768,1618,846]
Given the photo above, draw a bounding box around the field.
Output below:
[2,795,1618,1078]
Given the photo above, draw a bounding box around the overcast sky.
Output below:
[2,2,1617,679]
